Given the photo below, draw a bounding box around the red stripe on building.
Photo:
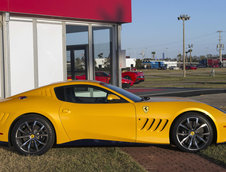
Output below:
[0,0,132,23]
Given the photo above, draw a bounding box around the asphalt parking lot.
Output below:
[128,87,226,98]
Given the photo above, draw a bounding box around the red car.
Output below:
[68,71,134,88]
[122,71,145,83]
[186,65,197,70]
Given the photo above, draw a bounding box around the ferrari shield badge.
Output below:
[143,106,149,113]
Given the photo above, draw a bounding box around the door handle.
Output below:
[62,109,71,113]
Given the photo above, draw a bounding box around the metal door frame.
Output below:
[0,13,6,98]
[66,44,88,80]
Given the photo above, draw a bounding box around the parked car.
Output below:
[1,81,226,155]
[169,66,180,70]
[196,64,206,68]
[122,71,144,83]
[158,64,167,70]
[69,71,134,88]
[186,65,197,70]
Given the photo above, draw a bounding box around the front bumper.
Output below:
[135,76,144,83]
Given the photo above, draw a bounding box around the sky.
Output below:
[121,0,226,59]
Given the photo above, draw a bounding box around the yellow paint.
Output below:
[0,81,225,146]
[190,131,195,136]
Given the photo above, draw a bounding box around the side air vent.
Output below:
[41,88,53,97]
[139,118,168,132]
[0,113,9,125]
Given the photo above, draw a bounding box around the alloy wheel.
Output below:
[15,120,49,154]
[176,116,211,151]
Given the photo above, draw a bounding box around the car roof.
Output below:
[47,80,103,88]
[8,80,104,98]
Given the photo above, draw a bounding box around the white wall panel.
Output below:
[37,23,63,87]
[9,21,35,96]
[0,15,3,98]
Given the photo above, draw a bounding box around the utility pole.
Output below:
[178,14,190,77]
[217,31,224,66]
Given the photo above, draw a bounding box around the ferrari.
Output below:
[0,81,225,155]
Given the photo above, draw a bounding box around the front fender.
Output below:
[0,97,70,144]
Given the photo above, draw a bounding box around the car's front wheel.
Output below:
[171,112,214,152]
[122,83,131,89]
[11,114,55,155]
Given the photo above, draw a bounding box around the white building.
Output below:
[126,58,136,68]
[163,61,178,69]
[0,0,132,97]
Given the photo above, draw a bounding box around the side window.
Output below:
[54,84,128,104]
[73,86,107,99]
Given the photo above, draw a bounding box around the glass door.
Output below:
[67,45,88,80]
[93,26,113,83]
[66,25,88,80]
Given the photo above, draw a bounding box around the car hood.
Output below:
[144,97,199,103]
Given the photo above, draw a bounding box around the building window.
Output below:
[66,24,116,84]
[93,26,113,84]
[66,25,88,80]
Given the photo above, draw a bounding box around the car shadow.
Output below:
[55,139,178,150]
[0,141,12,152]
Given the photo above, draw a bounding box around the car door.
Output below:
[58,84,136,142]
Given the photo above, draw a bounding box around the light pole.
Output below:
[217,31,224,67]
[178,14,190,77]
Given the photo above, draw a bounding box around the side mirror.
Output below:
[107,94,120,101]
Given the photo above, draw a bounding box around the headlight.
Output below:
[211,105,226,113]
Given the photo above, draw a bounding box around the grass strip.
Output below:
[199,144,226,168]
[0,146,146,172]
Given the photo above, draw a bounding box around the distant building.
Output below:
[95,58,107,69]
[163,61,178,69]
[142,60,177,69]
[126,58,136,68]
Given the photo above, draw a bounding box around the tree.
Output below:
[135,59,143,69]
[98,53,104,58]
[177,54,182,62]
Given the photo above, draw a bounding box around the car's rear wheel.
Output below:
[171,112,213,152]
[11,115,55,155]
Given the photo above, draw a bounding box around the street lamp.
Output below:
[178,14,190,77]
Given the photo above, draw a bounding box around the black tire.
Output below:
[171,112,213,152]
[122,83,131,89]
[11,114,55,155]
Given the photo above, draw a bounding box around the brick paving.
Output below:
[122,146,225,172]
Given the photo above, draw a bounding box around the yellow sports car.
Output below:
[0,81,225,155]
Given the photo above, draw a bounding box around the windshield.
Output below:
[103,83,143,102]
